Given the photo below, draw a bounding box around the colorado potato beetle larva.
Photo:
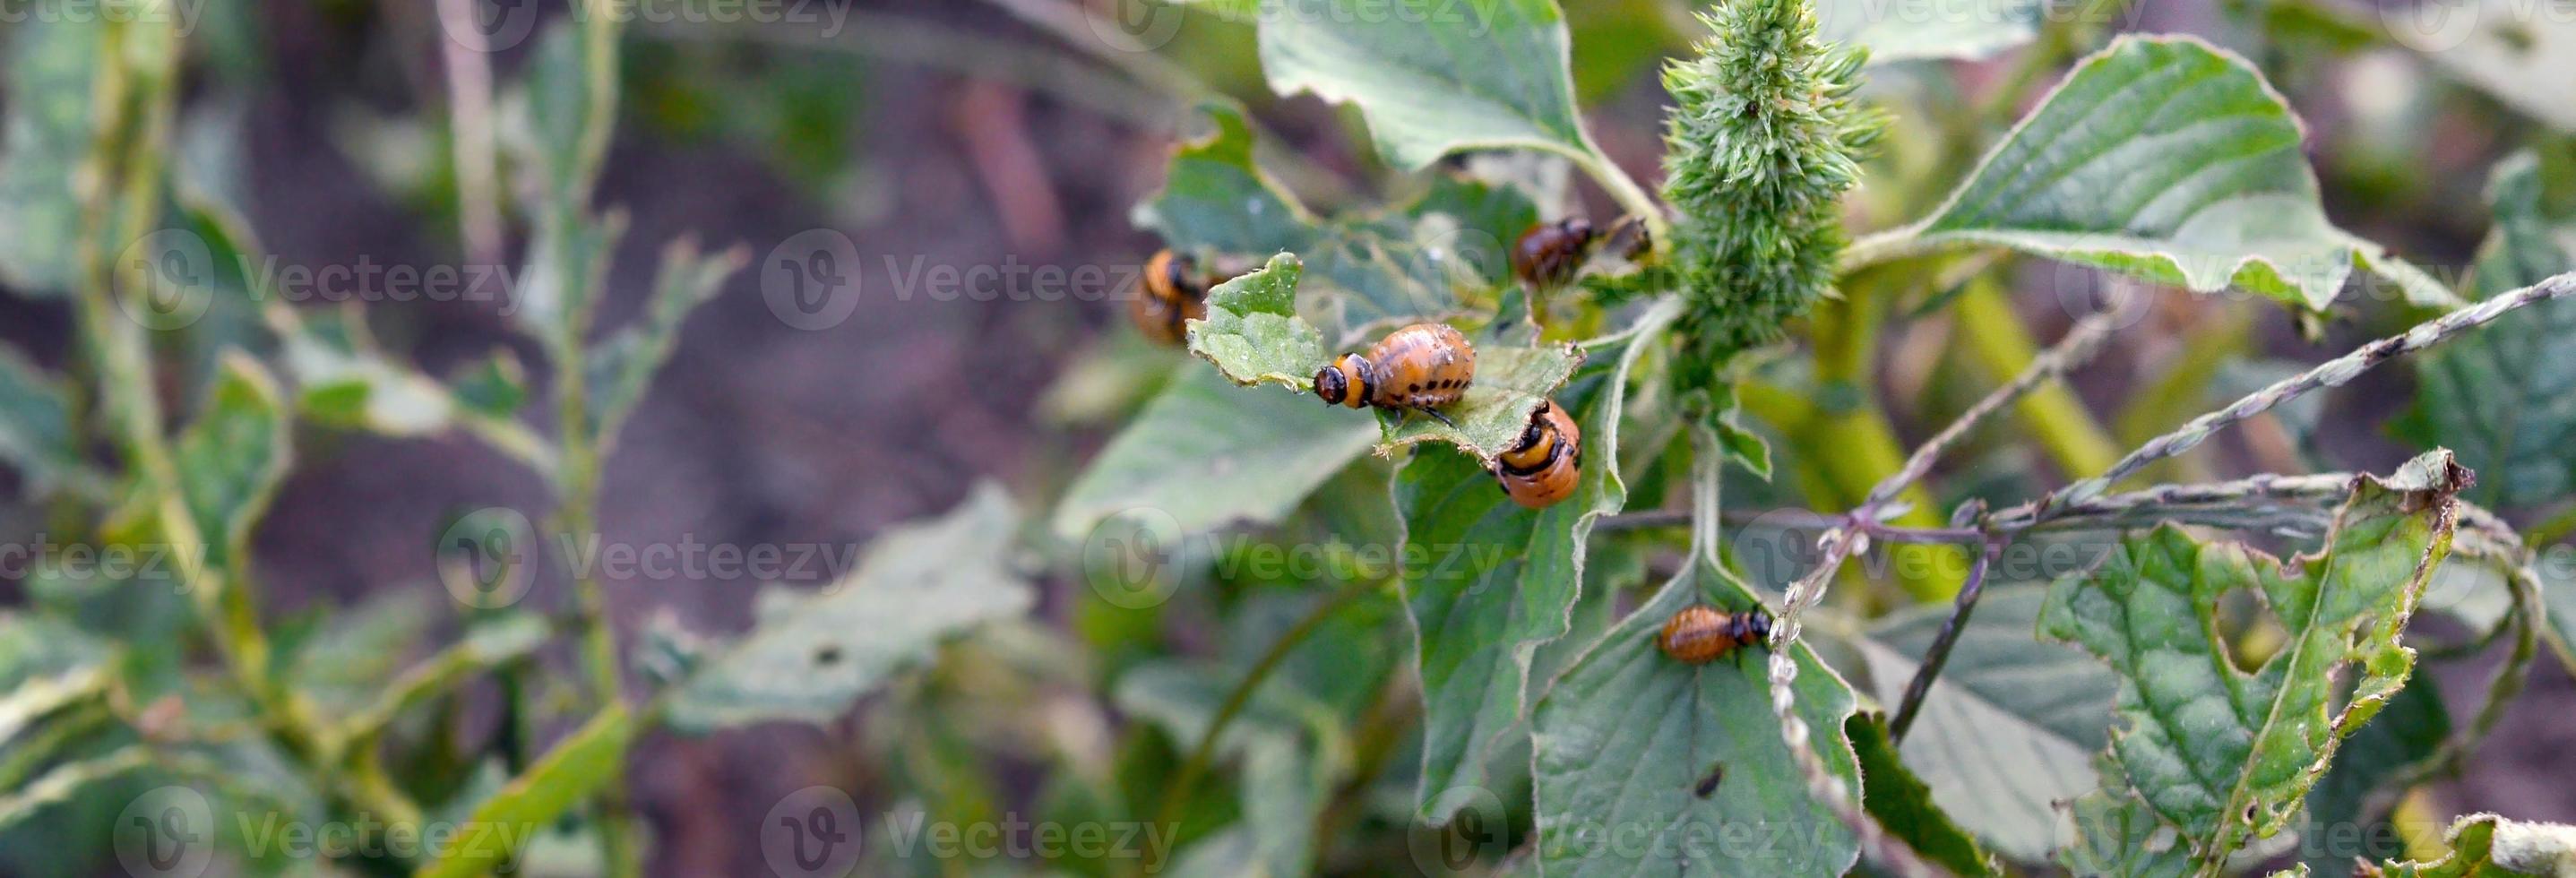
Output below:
[1129,249,1209,345]
[1512,218,1598,288]
[1313,322,1476,426]
[1656,605,1772,665]
[1495,400,1581,509]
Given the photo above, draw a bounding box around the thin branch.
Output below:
[2054,270,2576,511]
[1865,297,2123,509]
[1887,537,2000,743]
[1149,575,1386,870]
[435,0,503,267]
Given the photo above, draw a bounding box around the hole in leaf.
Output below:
[1693,762,1726,798]
[814,646,843,666]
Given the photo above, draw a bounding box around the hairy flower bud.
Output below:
[1658,0,1883,366]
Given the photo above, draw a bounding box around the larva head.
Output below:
[1498,403,1560,470]
[1144,250,1203,304]
[1313,355,1374,409]
[1739,608,1773,646]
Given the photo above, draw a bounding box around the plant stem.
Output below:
[2051,270,2576,512]
[1885,538,1999,744]
[1952,277,2123,478]
[1809,270,1958,602]
[1568,148,1671,244]
[551,3,638,874]
[1867,294,2123,508]
[1147,576,1387,871]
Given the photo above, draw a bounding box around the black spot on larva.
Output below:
[1409,383,1421,393]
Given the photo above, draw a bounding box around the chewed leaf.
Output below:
[1376,343,1584,466]
[658,484,1034,731]
[2038,451,2468,868]
[1132,103,1317,256]
[1908,36,2456,310]
[1187,253,1330,391]
[1137,105,1539,346]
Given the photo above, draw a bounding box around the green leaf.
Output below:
[177,353,292,573]
[1132,103,1317,256]
[2297,675,2448,875]
[505,19,623,340]
[1849,582,2116,863]
[1903,36,2453,311]
[1377,341,1586,467]
[285,590,441,716]
[657,483,1035,731]
[1051,366,1377,539]
[1847,713,1994,876]
[2058,778,2197,878]
[0,14,97,296]
[585,237,748,453]
[1258,0,1590,170]
[2403,151,2576,511]
[1531,563,1864,877]
[284,307,461,437]
[2038,451,2469,869]
[2381,813,2576,877]
[414,705,632,878]
[0,667,108,750]
[1400,299,1676,823]
[1816,0,2044,65]
[1186,253,1330,391]
[0,349,102,499]
[1136,104,1538,344]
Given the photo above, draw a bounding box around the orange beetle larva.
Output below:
[1512,218,1598,288]
[1657,605,1772,665]
[1495,400,1581,509]
[1313,322,1476,425]
[1129,249,1208,345]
